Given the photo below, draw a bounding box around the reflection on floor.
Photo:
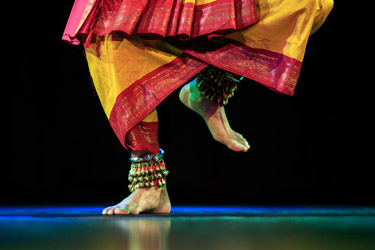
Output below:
[1,206,375,250]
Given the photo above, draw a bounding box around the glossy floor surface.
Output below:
[1,206,375,250]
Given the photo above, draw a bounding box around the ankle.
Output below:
[128,149,169,193]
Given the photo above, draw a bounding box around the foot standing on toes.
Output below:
[179,69,250,152]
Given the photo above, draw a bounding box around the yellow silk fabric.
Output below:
[85,34,183,118]
[226,0,333,61]
[142,109,158,123]
[85,0,333,122]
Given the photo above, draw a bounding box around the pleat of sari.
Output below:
[82,0,333,150]
[91,0,257,39]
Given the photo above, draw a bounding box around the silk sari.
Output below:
[63,0,333,150]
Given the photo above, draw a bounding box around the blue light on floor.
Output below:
[1,206,374,250]
[0,206,102,217]
[170,205,375,216]
[1,205,375,217]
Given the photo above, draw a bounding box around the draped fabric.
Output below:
[64,0,334,150]
[92,0,257,40]
[84,34,207,149]
[125,109,160,154]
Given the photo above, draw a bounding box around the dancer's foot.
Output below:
[179,79,250,152]
[102,186,171,215]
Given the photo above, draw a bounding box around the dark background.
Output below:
[8,2,372,206]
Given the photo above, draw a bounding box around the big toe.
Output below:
[114,208,131,215]
[228,141,249,152]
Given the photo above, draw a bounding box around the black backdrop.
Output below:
[8,2,372,206]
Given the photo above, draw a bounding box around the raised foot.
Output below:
[179,79,250,152]
[102,186,171,215]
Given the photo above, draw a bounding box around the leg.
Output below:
[102,110,171,215]
[179,78,250,152]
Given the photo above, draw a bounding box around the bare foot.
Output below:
[102,186,171,215]
[179,78,250,152]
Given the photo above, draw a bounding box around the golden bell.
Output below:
[160,162,166,169]
[128,176,133,182]
[139,182,145,188]
[161,178,166,185]
[139,176,143,182]
[145,182,150,188]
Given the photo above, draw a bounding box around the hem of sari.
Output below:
[184,40,303,96]
[125,121,160,154]
[108,55,207,150]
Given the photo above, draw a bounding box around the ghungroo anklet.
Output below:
[196,65,243,105]
[128,149,169,192]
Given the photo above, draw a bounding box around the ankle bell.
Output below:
[128,149,169,192]
[196,65,243,106]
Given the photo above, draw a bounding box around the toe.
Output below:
[114,208,130,215]
[239,138,250,150]
[238,142,249,152]
[228,141,246,152]
[107,207,117,215]
[240,138,250,147]
[102,207,112,215]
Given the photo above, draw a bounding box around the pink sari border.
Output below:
[62,0,99,45]
[185,41,303,95]
[92,0,258,41]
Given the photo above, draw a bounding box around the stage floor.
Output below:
[1,206,375,250]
